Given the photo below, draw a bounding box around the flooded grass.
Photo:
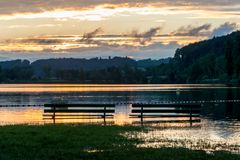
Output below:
[125,129,240,154]
[0,125,239,160]
[123,119,240,154]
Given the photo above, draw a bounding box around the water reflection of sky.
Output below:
[0,107,43,125]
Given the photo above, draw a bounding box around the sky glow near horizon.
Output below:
[0,0,240,60]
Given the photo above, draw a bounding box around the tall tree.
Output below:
[233,34,240,78]
[225,39,233,80]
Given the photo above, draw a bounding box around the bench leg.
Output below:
[103,106,107,126]
[141,106,143,126]
[53,116,55,124]
[104,116,106,126]
[190,108,192,127]
[53,106,56,125]
[190,118,192,127]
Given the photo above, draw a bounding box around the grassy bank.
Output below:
[0,125,239,160]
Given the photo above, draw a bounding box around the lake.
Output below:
[0,84,239,153]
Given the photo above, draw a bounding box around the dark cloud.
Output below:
[6,27,163,51]
[132,27,161,45]
[171,24,211,36]
[21,39,62,45]
[81,28,103,43]
[170,22,239,37]
[210,22,238,37]
[78,27,161,46]
[0,0,239,15]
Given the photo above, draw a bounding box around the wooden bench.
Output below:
[130,103,201,125]
[43,104,115,125]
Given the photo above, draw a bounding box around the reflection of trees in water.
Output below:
[226,88,233,118]
[200,88,240,120]
[224,88,240,120]
[235,89,240,120]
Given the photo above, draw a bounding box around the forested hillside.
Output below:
[0,57,169,83]
[153,31,240,83]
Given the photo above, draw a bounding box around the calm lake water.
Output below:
[0,84,239,153]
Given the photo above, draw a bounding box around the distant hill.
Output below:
[31,57,170,77]
[0,59,30,69]
[0,57,170,80]
[137,58,170,68]
[31,57,135,77]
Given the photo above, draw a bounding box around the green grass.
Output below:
[0,125,239,160]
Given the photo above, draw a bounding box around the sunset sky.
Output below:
[0,0,240,61]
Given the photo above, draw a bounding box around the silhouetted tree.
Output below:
[225,39,233,80]
[189,63,203,83]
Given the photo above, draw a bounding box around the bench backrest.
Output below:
[131,103,201,114]
[130,103,201,124]
[43,104,115,124]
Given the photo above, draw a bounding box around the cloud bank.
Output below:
[0,22,239,60]
[0,0,239,16]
